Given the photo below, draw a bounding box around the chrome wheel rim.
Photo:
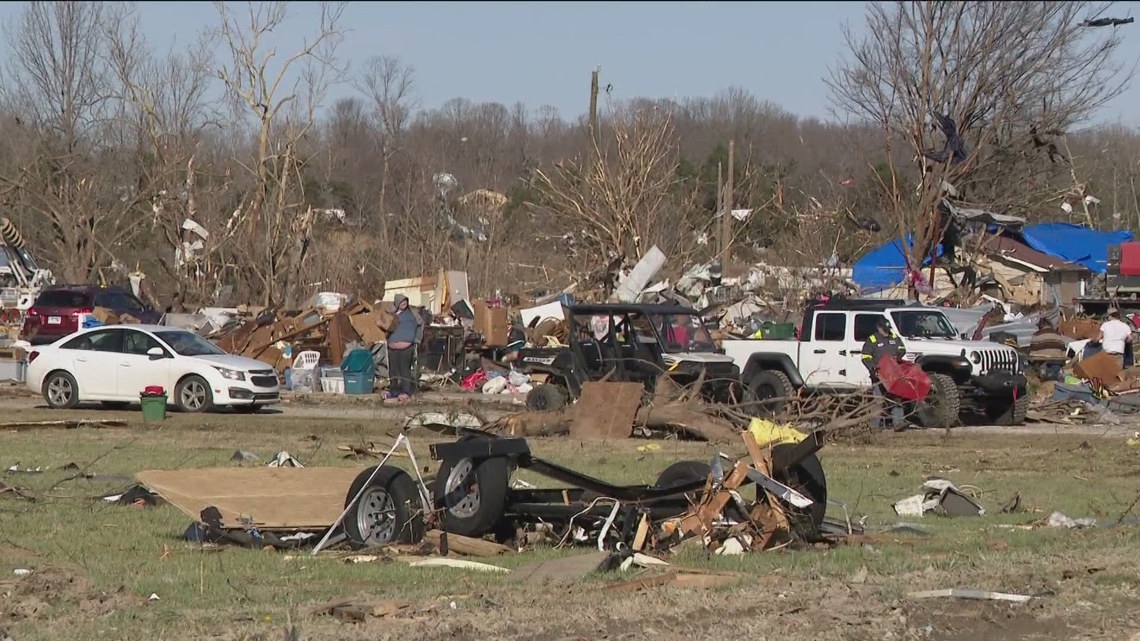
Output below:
[443,459,480,518]
[355,486,396,545]
[181,380,208,410]
[47,376,73,406]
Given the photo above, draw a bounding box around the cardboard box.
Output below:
[473,301,509,347]
[1073,350,1123,382]
[1060,319,1101,341]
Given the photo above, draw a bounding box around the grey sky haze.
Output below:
[4,1,1140,126]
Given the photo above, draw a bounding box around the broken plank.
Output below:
[423,530,515,557]
[0,419,127,431]
[511,551,611,585]
[907,588,1033,603]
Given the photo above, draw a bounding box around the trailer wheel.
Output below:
[433,450,510,538]
[655,459,749,521]
[343,465,426,549]
[770,443,828,542]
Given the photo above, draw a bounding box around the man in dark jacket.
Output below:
[861,316,907,429]
[384,294,424,400]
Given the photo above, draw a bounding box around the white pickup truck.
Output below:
[723,300,1028,428]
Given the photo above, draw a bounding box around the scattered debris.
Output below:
[409,558,509,573]
[894,479,986,518]
[230,450,260,464]
[0,419,127,431]
[907,588,1034,603]
[1043,511,1096,529]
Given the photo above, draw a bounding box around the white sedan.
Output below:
[26,324,281,413]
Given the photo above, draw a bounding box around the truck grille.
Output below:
[979,349,1019,374]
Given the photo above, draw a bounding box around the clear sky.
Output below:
[6,1,1140,125]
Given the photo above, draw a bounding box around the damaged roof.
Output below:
[981,235,1089,272]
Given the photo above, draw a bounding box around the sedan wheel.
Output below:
[44,371,80,409]
[175,375,213,413]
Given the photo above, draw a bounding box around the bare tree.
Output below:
[827,1,1134,272]
[532,104,701,279]
[0,1,148,283]
[212,0,347,306]
[356,54,417,228]
[107,18,232,308]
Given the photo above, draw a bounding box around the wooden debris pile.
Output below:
[210,300,396,372]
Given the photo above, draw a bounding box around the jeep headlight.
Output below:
[968,351,982,365]
[214,366,246,381]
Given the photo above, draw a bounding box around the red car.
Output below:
[21,286,162,345]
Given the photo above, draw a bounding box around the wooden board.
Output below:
[570,382,643,439]
[136,467,365,530]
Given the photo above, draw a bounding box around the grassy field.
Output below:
[2,403,1140,641]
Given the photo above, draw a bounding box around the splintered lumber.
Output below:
[423,530,515,557]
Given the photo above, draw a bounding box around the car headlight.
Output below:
[214,367,246,381]
[969,351,982,365]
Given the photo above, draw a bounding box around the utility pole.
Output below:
[716,162,723,256]
[587,68,600,172]
[720,140,735,271]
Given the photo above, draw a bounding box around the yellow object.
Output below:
[1126,438,1140,447]
[636,444,662,453]
[747,418,807,449]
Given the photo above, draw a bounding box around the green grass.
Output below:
[3,407,1140,640]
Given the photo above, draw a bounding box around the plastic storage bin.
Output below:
[343,372,375,395]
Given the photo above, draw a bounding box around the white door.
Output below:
[845,312,886,387]
[117,329,174,399]
[61,328,124,398]
[802,312,849,386]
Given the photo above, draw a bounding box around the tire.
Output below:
[746,370,795,416]
[914,373,960,428]
[43,371,80,409]
[100,401,130,410]
[985,394,1029,426]
[343,466,426,549]
[432,444,511,538]
[771,443,828,542]
[526,383,568,412]
[232,404,261,414]
[174,375,213,413]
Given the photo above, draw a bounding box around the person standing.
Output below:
[861,316,908,429]
[384,294,424,400]
[1097,308,1133,369]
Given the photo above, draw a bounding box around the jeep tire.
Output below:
[914,373,960,428]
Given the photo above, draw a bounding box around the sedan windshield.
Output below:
[890,310,959,339]
[155,330,226,356]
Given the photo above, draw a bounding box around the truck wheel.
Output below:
[433,451,510,538]
[985,394,1029,425]
[914,373,960,428]
[343,466,426,549]
[746,371,794,416]
[526,383,567,411]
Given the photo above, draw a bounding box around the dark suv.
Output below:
[21,285,161,345]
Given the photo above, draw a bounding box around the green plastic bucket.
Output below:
[140,395,168,422]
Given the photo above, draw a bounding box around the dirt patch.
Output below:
[0,564,138,623]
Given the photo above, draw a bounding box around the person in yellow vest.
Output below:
[861,317,907,429]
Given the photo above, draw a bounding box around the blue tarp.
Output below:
[1013,223,1133,274]
[852,236,944,290]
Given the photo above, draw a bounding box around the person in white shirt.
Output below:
[1097,308,1133,369]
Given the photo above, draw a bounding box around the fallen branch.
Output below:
[0,419,128,431]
